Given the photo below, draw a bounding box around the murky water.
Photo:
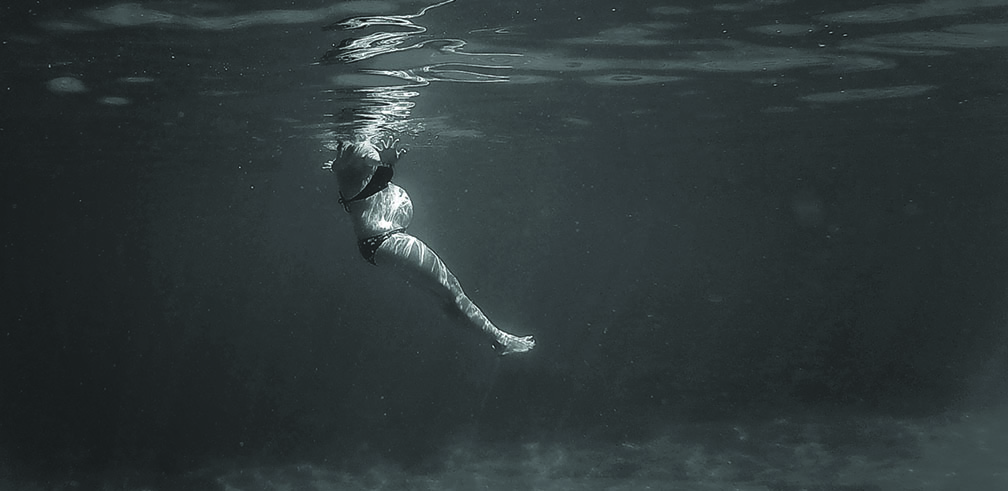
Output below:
[2,0,1007,489]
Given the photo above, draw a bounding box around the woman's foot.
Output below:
[495,334,535,355]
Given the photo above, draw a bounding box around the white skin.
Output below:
[324,137,535,355]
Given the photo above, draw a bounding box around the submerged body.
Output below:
[326,138,535,355]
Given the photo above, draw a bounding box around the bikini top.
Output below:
[338,165,394,213]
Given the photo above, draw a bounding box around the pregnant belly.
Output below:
[354,190,413,237]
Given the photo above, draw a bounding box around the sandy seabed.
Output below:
[6,406,1007,491]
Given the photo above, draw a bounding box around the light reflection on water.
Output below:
[27,0,1008,143]
[300,0,1008,150]
[317,0,517,143]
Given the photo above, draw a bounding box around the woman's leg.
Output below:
[373,233,534,355]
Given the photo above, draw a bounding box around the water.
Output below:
[2,0,1008,489]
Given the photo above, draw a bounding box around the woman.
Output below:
[323,136,535,355]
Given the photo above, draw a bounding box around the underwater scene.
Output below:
[2,0,1007,489]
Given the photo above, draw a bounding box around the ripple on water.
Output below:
[648,6,690,16]
[799,84,937,103]
[99,96,131,106]
[583,74,685,86]
[46,76,87,94]
[747,24,821,36]
[118,76,155,84]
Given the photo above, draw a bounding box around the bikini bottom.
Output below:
[358,228,405,265]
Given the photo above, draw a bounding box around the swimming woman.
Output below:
[323,136,535,355]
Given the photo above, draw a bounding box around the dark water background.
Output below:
[2,0,1008,489]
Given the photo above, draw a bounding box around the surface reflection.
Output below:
[317,0,516,144]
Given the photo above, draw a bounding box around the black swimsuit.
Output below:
[340,165,402,265]
[358,228,405,265]
[338,166,393,212]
